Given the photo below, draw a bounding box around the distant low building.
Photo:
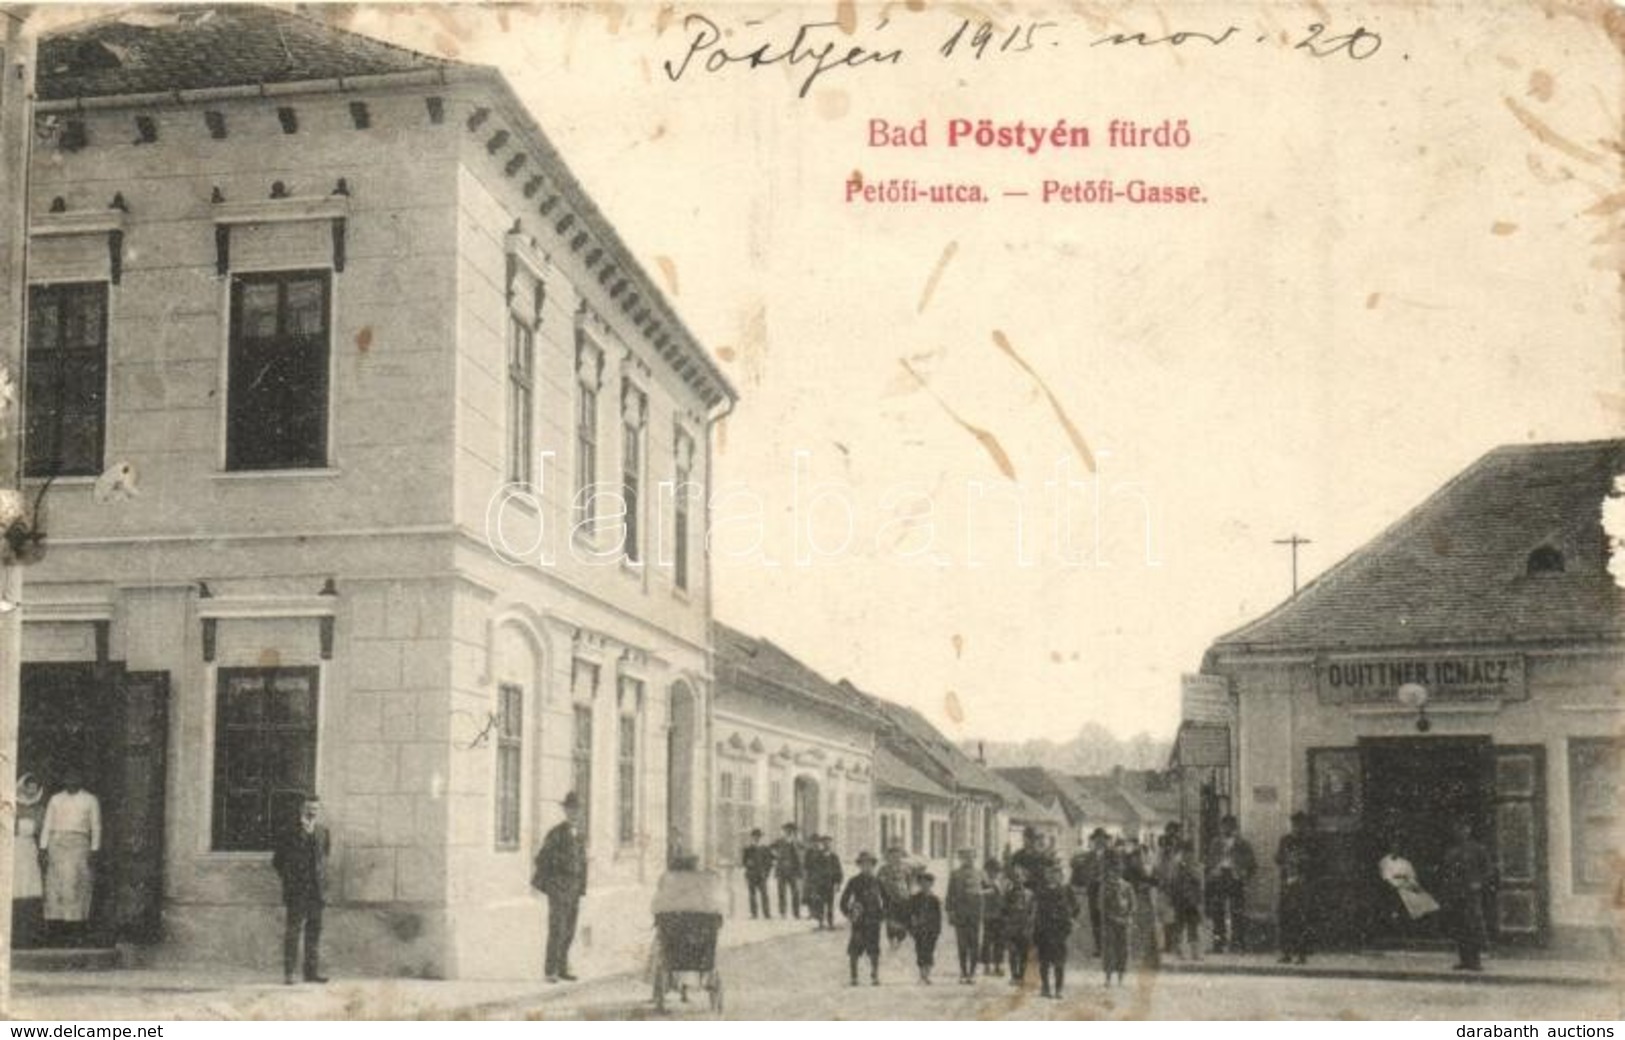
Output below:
[872,744,955,875]
[711,624,881,910]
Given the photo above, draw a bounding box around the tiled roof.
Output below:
[1113,769,1181,821]
[39,5,458,101]
[873,745,954,802]
[1213,440,1625,651]
[996,767,1088,825]
[1070,775,1139,826]
[855,693,1012,798]
[713,623,885,729]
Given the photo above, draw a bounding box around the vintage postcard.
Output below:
[0,0,1620,1023]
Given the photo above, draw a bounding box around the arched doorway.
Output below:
[793,775,820,837]
[667,682,698,862]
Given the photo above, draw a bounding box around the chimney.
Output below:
[977,741,985,764]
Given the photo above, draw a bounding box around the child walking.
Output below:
[1100,855,1134,986]
[908,872,943,984]
[1033,863,1080,999]
[1003,864,1036,984]
[1170,841,1205,960]
[840,851,887,986]
[980,859,1007,977]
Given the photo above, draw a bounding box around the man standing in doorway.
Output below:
[1205,814,1255,953]
[272,795,331,985]
[534,791,588,982]
[1440,819,1495,971]
[1275,811,1316,964]
[773,822,804,919]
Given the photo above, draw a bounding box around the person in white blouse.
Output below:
[40,770,101,945]
[1378,842,1439,924]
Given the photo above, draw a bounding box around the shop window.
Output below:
[494,683,523,849]
[212,667,320,851]
[226,270,330,470]
[1569,738,1622,891]
[1526,546,1565,576]
[24,282,107,478]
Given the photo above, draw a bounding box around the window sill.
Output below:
[22,475,96,487]
[197,850,274,863]
[211,468,342,481]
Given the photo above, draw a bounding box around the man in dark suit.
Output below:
[772,822,804,919]
[272,795,331,985]
[534,791,588,982]
[741,828,775,919]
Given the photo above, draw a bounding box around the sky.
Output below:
[38,1,1624,743]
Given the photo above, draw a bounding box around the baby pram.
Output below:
[650,867,726,1013]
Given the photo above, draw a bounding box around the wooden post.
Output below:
[0,7,36,1015]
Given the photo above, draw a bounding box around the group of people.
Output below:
[817,812,1504,996]
[836,841,1084,994]
[741,823,845,928]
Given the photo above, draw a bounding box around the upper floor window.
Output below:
[227,270,330,471]
[506,316,535,487]
[673,428,695,591]
[574,335,604,533]
[620,382,647,563]
[1526,546,1565,576]
[25,282,107,478]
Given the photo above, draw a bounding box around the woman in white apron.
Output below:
[12,774,44,947]
[40,770,101,946]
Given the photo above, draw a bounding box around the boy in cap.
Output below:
[741,827,774,920]
[1032,862,1079,998]
[908,871,943,984]
[945,848,983,983]
[1002,864,1036,984]
[980,858,1007,977]
[840,850,887,986]
[877,844,915,950]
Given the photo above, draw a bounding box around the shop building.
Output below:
[14,6,733,978]
[1198,440,1623,952]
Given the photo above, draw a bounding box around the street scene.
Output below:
[0,1,1621,1023]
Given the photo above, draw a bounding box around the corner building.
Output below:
[16,6,734,978]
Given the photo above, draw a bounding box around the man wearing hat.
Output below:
[1071,828,1111,957]
[1274,811,1316,964]
[805,834,843,930]
[272,794,331,984]
[839,850,888,985]
[772,822,804,919]
[741,827,775,920]
[533,791,588,982]
[1205,814,1256,953]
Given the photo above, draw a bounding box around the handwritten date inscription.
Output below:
[663,13,1385,98]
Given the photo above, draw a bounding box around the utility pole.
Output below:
[1273,533,1311,598]
[0,6,36,1015]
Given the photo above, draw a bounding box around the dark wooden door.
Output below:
[107,671,169,943]
[1489,745,1547,944]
